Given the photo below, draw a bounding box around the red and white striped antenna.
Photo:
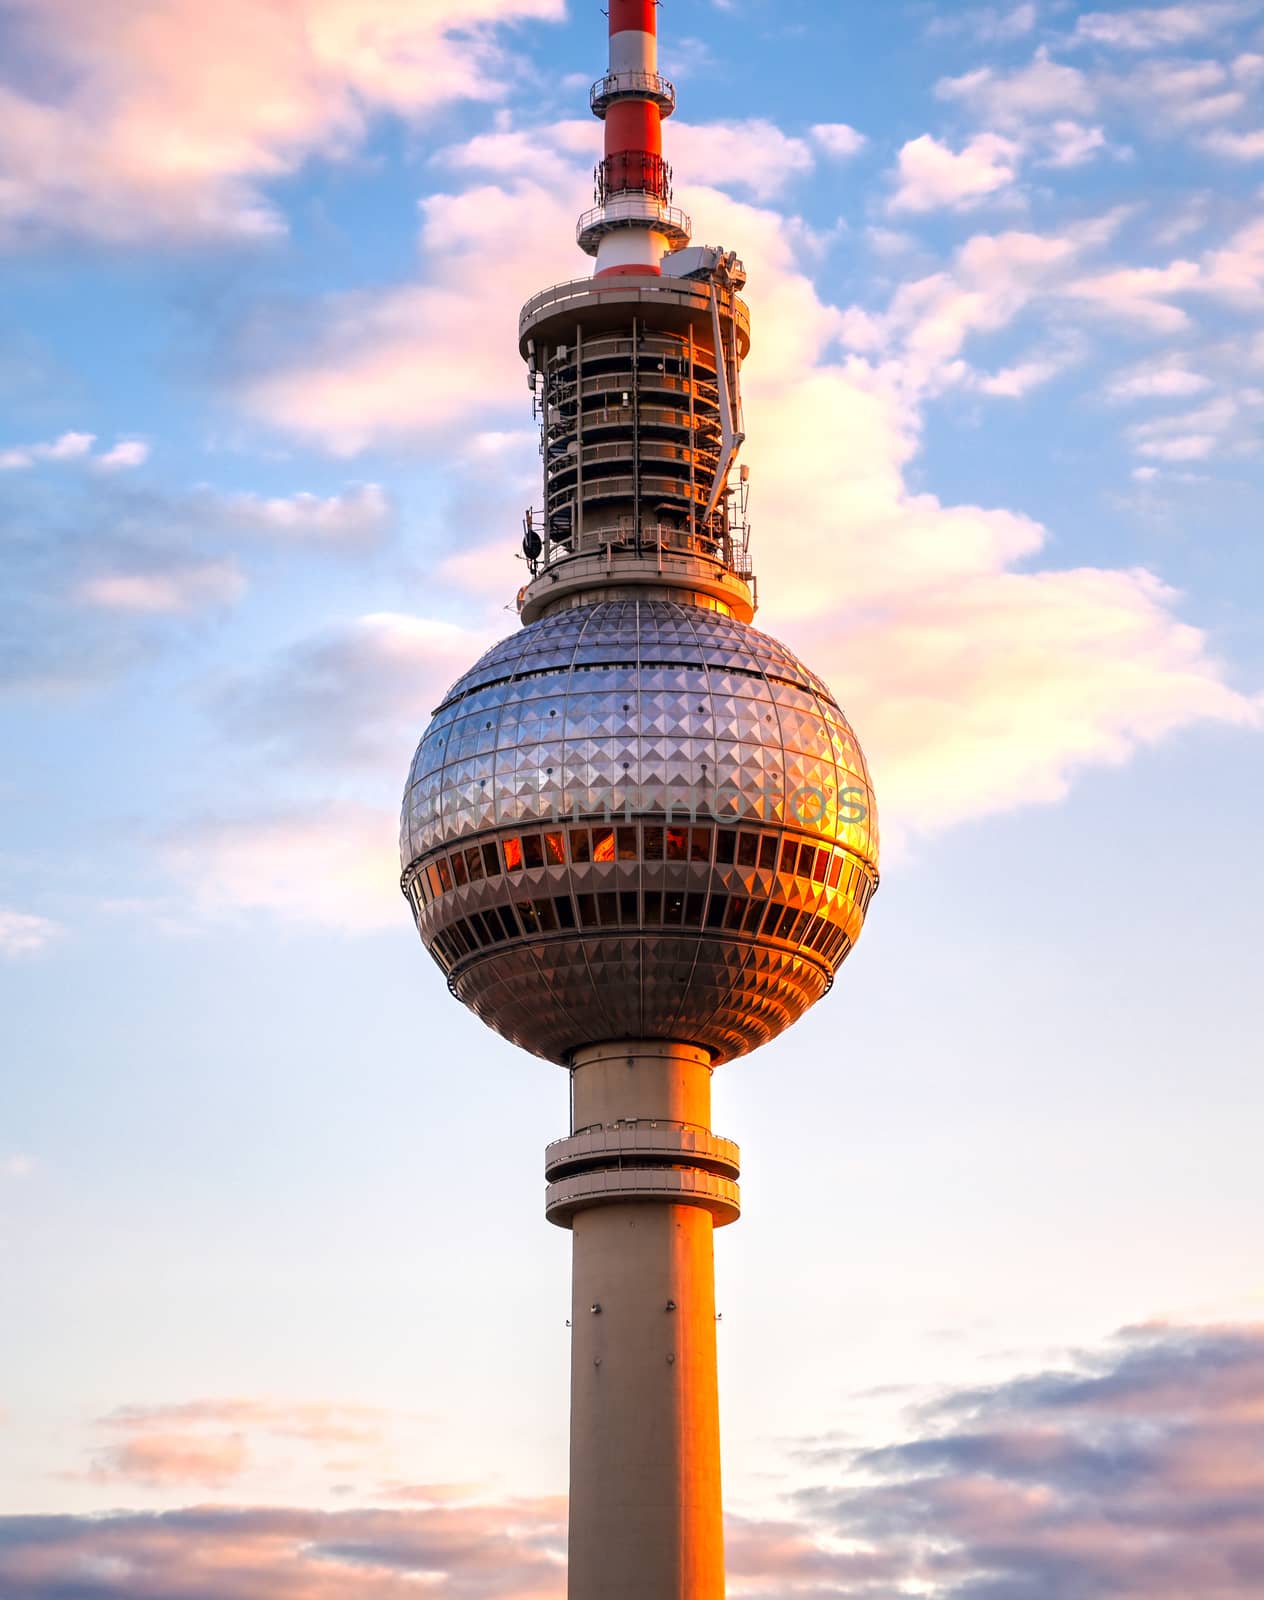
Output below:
[579,0,692,276]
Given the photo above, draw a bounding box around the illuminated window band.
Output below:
[402,820,875,977]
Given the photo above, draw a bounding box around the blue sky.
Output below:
[2,1,1263,1594]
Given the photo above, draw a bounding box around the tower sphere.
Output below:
[400,598,878,1065]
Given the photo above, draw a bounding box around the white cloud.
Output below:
[888,132,1023,213]
[1129,396,1240,460]
[1040,120,1109,166]
[928,2,1040,40]
[221,484,394,545]
[937,49,1097,126]
[1074,4,1253,50]
[0,431,96,470]
[668,120,815,200]
[1203,128,1264,158]
[76,560,246,615]
[1062,260,1202,330]
[0,1154,36,1179]
[0,0,566,246]
[0,909,62,957]
[1108,361,1213,400]
[95,439,150,470]
[974,355,1068,396]
[811,123,868,160]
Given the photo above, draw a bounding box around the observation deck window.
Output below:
[452,851,469,888]
[716,829,736,865]
[504,838,524,872]
[522,834,546,870]
[545,832,567,866]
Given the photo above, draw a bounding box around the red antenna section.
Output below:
[580,0,690,275]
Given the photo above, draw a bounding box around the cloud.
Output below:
[240,177,585,454]
[86,1401,396,1489]
[215,612,483,769]
[219,484,394,546]
[1128,396,1244,460]
[928,2,1040,42]
[0,0,567,247]
[937,49,1097,127]
[0,431,95,470]
[782,1323,1264,1600]
[810,123,868,160]
[0,1154,36,1179]
[668,120,815,200]
[1108,359,1214,399]
[1203,127,1264,158]
[93,1434,250,1490]
[1,475,397,694]
[888,133,1023,213]
[1073,3,1256,50]
[163,804,405,933]
[1062,260,1203,330]
[95,440,150,470]
[75,560,246,615]
[8,1326,1264,1598]
[0,909,62,956]
[0,1500,567,1600]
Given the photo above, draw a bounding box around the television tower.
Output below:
[401,5,879,1595]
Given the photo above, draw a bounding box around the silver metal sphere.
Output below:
[400,599,878,1064]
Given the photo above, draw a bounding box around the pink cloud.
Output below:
[0,0,566,246]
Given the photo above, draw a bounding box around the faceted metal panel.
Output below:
[400,599,879,1065]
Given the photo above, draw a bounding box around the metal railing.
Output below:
[590,71,677,116]
[519,277,751,346]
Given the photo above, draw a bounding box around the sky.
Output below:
[1,0,1263,1593]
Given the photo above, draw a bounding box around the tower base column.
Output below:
[552,1042,734,1600]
